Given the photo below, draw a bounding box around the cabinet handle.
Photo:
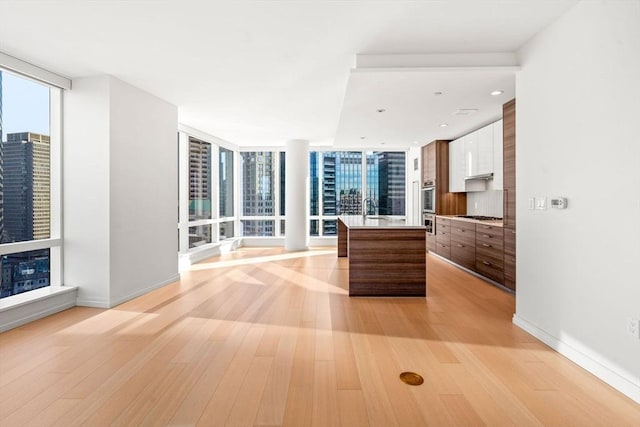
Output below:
[482,261,491,266]
[483,234,491,238]
[457,244,463,248]
[482,243,491,247]
[457,229,464,232]
[482,225,491,229]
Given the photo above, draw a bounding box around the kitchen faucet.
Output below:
[362,197,377,220]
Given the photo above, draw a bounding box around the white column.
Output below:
[285,139,309,251]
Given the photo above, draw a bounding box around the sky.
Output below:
[1,71,50,140]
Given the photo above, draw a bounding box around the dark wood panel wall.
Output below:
[503,98,516,291]
[421,140,466,216]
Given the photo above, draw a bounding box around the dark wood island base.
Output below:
[338,216,426,297]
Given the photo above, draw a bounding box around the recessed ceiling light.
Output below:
[376,108,386,113]
[433,91,443,96]
[380,142,386,145]
[360,136,366,139]
[491,90,504,96]
[440,123,448,127]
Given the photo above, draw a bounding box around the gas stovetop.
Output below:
[456,215,503,221]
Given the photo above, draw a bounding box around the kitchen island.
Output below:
[338,216,427,297]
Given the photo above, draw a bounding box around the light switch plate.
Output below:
[535,197,547,210]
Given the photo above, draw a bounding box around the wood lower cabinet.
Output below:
[504,228,516,290]
[450,220,475,270]
[475,224,504,284]
[435,217,451,259]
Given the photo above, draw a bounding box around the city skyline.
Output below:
[0,71,52,298]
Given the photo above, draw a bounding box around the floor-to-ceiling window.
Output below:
[309,150,406,236]
[219,147,234,240]
[178,133,236,253]
[0,69,62,299]
[239,151,285,237]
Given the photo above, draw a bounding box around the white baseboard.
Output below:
[513,314,640,404]
[178,239,241,271]
[0,286,78,332]
[109,274,181,308]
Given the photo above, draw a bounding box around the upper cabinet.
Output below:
[449,138,465,193]
[449,120,503,193]
[422,142,436,186]
[492,120,503,190]
[465,124,493,178]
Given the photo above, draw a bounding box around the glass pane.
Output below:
[219,221,234,240]
[323,220,337,236]
[1,72,51,243]
[1,248,50,299]
[219,147,234,217]
[374,151,406,215]
[241,220,275,237]
[309,152,319,216]
[279,151,285,216]
[189,137,212,220]
[322,151,362,215]
[280,219,285,236]
[310,219,319,236]
[188,225,211,248]
[241,152,275,216]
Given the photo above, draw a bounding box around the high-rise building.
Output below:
[377,151,406,215]
[188,137,212,221]
[2,132,50,243]
[241,152,275,236]
[0,71,4,243]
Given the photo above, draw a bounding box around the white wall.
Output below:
[64,76,112,305]
[109,78,179,305]
[65,75,179,307]
[514,0,640,402]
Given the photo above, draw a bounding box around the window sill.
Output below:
[0,286,78,332]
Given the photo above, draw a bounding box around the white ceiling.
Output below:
[0,0,578,148]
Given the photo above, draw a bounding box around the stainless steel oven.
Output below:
[422,186,436,213]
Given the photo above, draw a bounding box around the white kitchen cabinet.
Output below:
[491,120,503,190]
[449,137,465,192]
[449,136,486,193]
[477,124,494,176]
[464,124,493,178]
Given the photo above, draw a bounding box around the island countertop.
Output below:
[338,215,426,229]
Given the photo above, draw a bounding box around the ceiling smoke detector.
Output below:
[491,90,504,96]
[376,108,386,113]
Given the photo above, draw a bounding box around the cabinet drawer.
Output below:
[451,233,474,248]
[451,244,475,270]
[476,259,505,284]
[437,227,450,238]
[451,220,475,233]
[435,241,451,259]
[476,223,503,238]
[476,232,504,250]
[436,217,451,226]
[504,229,516,255]
[476,246,504,268]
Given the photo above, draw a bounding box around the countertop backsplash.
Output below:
[466,190,504,218]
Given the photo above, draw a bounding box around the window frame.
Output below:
[0,67,64,298]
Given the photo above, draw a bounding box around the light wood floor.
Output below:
[1,248,639,426]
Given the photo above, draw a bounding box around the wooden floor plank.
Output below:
[0,247,638,427]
